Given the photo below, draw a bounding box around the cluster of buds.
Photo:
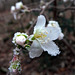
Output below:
[9,55,21,73]
[9,47,22,73]
[12,32,28,46]
[11,2,29,20]
[9,32,30,73]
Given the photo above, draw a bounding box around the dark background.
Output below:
[0,0,75,75]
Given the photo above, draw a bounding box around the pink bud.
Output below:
[16,36,26,46]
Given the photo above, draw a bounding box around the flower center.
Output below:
[34,29,47,39]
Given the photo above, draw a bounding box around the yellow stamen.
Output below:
[34,29,47,39]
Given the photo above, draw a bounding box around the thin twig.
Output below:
[27,0,55,34]
[30,8,41,12]
[40,0,55,15]
[30,6,75,12]
[62,39,75,55]
[18,19,25,32]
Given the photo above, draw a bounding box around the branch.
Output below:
[40,0,55,15]
[31,6,75,12]
[26,6,75,34]
[57,7,75,12]
[30,6,75,12]
[62,39,75,55]
[53,0,57,20]
[27,0,55,34]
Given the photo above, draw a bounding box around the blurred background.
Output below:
[0,0,75,75]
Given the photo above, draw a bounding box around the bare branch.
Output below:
[27,0,55,34]
[62,39,75,55]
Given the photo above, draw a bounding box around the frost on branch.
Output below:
[9,57,21,73]
[9,48,21,73]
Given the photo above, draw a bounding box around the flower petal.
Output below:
[48,21,59,27]
[58,33,64,40]
[29,40,43,58]
[34,15,46,31]
[45,26,60,41]
[48,21,62,33]
[41,41,60,56]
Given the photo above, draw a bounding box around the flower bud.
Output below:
[16,36,26,46]
[12,32,28,46]
[16,2,23,10]
[11,6,16,13]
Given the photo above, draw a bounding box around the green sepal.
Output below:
[25,45,30,48]
[31,36,35,40]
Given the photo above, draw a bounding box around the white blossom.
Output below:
[15,2,23,10]
[16,36,26,46]
[11,6,16,13]
[29,15,61,58]
[12,32,28,46]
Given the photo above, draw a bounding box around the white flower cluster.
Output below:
[11,2,29,20]
[29,15,64,58]
[12,15,64,59]
[11,2,23,20]
[11,2,23,13]
[12,32,28,46]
